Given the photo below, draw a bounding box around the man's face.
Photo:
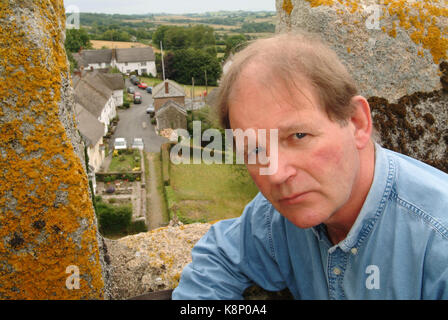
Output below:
[228,68,363,229]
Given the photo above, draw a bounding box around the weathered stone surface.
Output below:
[105,221,211,299]
[0,0,105,299]
[276,0,447,103]
[370,89,448,173]
[276,0,447,173]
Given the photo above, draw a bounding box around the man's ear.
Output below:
[349,95,373,150]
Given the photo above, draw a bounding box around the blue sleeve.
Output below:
[171,193,287,300]
[422,233,448,299]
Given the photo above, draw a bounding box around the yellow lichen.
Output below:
[282,0,294,16]
[0,0,104,299]
[305,0,448,63]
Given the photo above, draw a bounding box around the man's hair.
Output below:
[217,31,359,129]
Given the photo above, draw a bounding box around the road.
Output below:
[112,78,169,230]
[112,78,168,153]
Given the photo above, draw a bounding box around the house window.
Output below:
[141,68,147,75]
[141,62,146,66]
[125,62,128,66]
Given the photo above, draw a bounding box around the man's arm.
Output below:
[172,195,287,299]
[422,233,448,299]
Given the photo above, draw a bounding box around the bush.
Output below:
[98,204,132,235]
[128,220,148,234]
[161,143,171,186]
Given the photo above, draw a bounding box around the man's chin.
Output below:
[275,206,325,229]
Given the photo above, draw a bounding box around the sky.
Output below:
[63,0,276,14]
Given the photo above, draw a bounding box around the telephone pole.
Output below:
[160,41,166,81]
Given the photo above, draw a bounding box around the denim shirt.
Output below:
[172,144,448,299]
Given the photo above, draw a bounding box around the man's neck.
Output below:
[325,142,376,245]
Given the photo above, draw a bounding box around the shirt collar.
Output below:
[312,143,395,253]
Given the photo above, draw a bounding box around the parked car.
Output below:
[130,77,140,85]
[146,104,155,117]
[131,138,144,150]
[138,82,148,89]
[134,94,142,104]
[146,86,152,94]
[127,87,135,94]
[114,137,127,150]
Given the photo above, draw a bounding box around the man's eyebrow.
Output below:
[276,123,311,132]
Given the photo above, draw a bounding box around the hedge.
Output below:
[161,143,172,186]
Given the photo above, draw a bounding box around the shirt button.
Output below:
[351,248,358,255]
[333,267,341,275]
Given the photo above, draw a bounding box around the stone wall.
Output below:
[276,0,447,173]
[0,0,106,299]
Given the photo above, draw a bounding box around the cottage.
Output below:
[73,49,112,71]
[155,100,187,133]
[114,47,156,76]
[97,72,125,107]
[73,47,157,77]
[73,71,121,134]
[152,79,186,112]
[74,103,105,175]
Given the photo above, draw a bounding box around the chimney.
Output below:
[165,81,169,94]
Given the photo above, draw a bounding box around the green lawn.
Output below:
[108,150,141,172]
[168,163,259,223]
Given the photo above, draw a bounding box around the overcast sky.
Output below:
[63,0,276,14]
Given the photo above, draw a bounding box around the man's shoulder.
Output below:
[385,147,448,197]
[241,192,286,231]
[384,148,448,237]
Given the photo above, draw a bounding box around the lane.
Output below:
[112,78,168,153]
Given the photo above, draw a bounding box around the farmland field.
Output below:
[90,40,159,52]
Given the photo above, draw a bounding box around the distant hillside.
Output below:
[66,11,276,44]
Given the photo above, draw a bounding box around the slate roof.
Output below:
[155,100,187,117]
[115,47,155,63]
[74,103,105,147]
[152,79,186,99]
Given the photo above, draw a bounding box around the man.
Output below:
[171,32,448,299]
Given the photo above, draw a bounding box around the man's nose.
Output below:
[265,153,296,185]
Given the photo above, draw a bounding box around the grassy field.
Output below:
[168,162,259,223]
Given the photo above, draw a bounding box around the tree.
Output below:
[170,48,222,86]
[224,34,247,59]
[65,28,92,52]
[152,25,170,48]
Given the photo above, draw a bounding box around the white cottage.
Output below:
[74,103,106,174]
[74,47,157,77]
[114,47,157,77]
[73,71,123,135]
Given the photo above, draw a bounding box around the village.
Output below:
[72,45,191,233]
[70,43,255,238]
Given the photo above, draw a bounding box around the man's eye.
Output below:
[294,133,307,139]
[250,147,264,155]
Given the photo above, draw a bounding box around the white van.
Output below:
[114,137,127,150]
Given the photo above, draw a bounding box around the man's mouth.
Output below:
[279,192,311,205]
